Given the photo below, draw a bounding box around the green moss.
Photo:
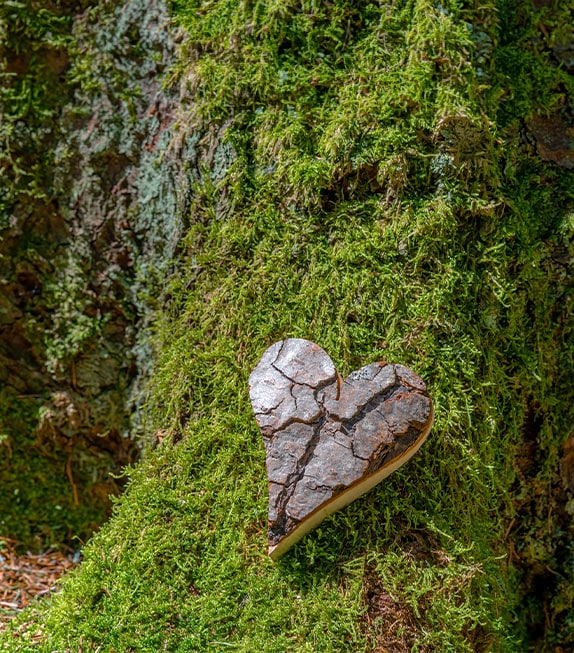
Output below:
[1,0,573,650]
[0,2,73,213]
[0,389,115,549]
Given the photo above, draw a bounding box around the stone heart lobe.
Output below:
[249,338,433,560]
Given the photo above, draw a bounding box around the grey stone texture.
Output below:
[249,338,433,549]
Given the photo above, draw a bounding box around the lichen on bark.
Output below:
[0,0,189,546]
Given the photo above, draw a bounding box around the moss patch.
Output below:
[1,0,573,650]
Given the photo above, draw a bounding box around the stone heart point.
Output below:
[249,338,434,560]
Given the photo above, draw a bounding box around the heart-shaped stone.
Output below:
[249,338,433,560]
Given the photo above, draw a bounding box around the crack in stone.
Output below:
[332,429,354,452]
[350,439,371,461]
[336,380,402,433]
[255,396,285,416]
[249,339,433,555]
[271,414,316,431]
[273,339,287,365]
[372,425,422,470]
[270,375,418,538]
[272,362,338,391]
[269,413,326,542]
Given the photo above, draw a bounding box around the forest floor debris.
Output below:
[0,538,76,630]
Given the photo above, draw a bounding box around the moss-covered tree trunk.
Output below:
[1,0,573,650]
[0,0,188,546]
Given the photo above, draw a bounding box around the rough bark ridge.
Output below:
[0,0,192,544]
[249,339,433,558]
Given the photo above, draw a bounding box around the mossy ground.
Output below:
[1,0,573,651]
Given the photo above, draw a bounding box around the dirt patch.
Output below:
[362,570,423,653]
[527,113,574,170]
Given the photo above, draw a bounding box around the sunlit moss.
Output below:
[1,0,572,650]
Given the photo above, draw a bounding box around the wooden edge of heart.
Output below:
[268,404,434,561]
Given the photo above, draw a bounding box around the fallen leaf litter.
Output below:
[0,537,77,629]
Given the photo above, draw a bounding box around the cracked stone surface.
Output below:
[249,338,433,559]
